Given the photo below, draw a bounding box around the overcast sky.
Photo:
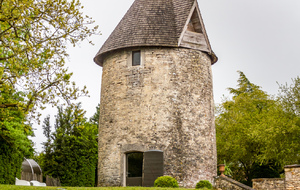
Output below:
[31,0,300,152]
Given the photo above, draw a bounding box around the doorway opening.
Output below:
[126,152,143,186]
[125,150,163,187]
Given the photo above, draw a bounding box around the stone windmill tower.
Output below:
[94,0,218,188]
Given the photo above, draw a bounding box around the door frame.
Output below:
[125,151,144,186]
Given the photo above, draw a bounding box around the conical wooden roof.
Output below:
[94,0,217,66]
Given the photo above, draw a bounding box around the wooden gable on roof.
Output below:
[178,1,212,53]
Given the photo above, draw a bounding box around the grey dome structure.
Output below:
[21,158,43,182]
[94,0,218,187]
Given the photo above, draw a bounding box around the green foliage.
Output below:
[0,88,33,184]
[0,0,98,184]
[195,180,212,189]
[223,161,233,177]
[277,77,300,164]
[154,176,179,188]
[89,103,100,126]
[0,139,29,184]
[278,76,300,116]
[0,0,99,121]
[216,71,300,186]
[39,103,98,187]
[250,162,282,179]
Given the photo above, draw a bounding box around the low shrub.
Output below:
[195,180,213,189]
[154,176,179,188]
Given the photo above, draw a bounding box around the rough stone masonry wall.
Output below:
[285,164,300,190]
[214,176,255,190]
[98,47,217,187]
[252,178,285,190]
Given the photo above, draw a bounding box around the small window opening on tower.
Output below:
[132,50,141,66]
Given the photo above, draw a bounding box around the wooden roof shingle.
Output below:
[94,0,217,66]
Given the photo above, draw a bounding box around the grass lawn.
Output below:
[0,185,198,190]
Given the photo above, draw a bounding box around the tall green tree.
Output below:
[216,71,299,186]
[89,103,100,126]
[0,0,98,117]
[0,0,98,184]
[0,88,33,184]
[278,76,300,116]
[277,76,300,163]
[40,103,98,187]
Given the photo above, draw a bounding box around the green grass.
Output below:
[0,185,193,190]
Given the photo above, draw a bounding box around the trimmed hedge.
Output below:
[154,176,179,188]
[195,180,213,189]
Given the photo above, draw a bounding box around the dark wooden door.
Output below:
[142,150,163,187]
